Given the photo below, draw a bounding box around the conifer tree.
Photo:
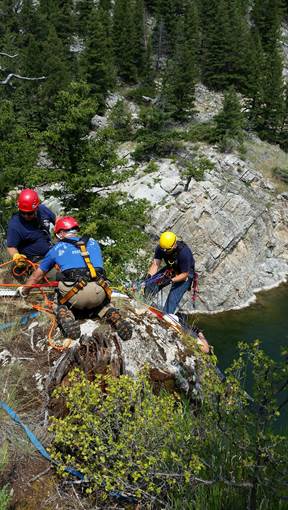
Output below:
[76,0,94,36]
[0,0,19,43]
[201,0,231,90]
[160,17,196,120]
[99,0,111,11]
[246,29,266,130]
[113,0,137,82]
[252,0,283,53]
[142,34,155,89]
[261,46,285,141]
[184,0,200,78]
[81,7,115,110]
[133,0,146,78]
[214,87,245,150]
[38,25,71,120]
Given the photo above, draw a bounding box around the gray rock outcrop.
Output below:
[100,141,288,313]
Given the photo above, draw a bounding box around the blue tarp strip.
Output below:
[0,401,137,502]
[0,311,39,331]
[0,401,84,479]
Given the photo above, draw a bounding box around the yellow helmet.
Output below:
[159,231,177,251]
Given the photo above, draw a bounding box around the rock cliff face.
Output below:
[99,140,288,313]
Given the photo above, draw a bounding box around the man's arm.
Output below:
[147,258,161,277]
[171,271,189,284]
[7,247,19,258]
[23,268,46,295]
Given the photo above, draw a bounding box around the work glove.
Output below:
[15,286,28,299]
[12,253,27,264]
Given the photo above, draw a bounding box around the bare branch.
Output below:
[0,73,46,85]
[0,52,18,58]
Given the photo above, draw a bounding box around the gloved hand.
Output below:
[15,286,28,298]
[13,253,27,264]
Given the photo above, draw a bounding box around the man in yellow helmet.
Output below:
[144,231,195,314]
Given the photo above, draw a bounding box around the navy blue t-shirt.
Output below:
[7,204,56,260]
[154,241,195,275]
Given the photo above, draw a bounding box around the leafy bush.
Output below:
[49,342,288,509]
[49,369,203,503]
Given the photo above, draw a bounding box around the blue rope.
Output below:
[0,401,137,502]
[0,401,83,479]
[0,311,39,332]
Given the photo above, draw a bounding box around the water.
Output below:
[193,283,288,367]
[192,283,288,429]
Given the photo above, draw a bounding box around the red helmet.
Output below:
[17,189,40,212]
[54,216,79,234]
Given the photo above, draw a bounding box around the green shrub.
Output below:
[108,100,133,141]
[49,342,288,509]
[143,160,159,173]
[0,486,11,510]
[182,155,215,182]
[49,369,203,502]
[133,133,182,161]
[272,166,288,183]
[183,122,216,143]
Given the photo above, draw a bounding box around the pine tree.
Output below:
[133,0,146,78]
[246,29,266,130]
[0,0,20,43]
[214,87,245,151]
[184,0,200,78]
[261,46,285,141]
[201,0,231,90]
[160,17,196,120]
[81,7,115,110]
[252,0,283,53]
[38,25,71,120]
[76,0,94,36]
[113,0,137,82]
[142,34,155,89]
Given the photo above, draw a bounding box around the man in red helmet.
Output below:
[7,189,56,267]
[19,216,132,341]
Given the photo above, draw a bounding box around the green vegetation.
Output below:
[49,342,288,508]
[0,486,11,510]
[182,155,215,182]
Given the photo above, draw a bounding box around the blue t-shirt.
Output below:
[154,241,195,275]
[40,237,104,273]
[7,204,56,260]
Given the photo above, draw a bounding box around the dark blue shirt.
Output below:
[7,204,56,260]
[154,241,195,275]
[40,237,104,273]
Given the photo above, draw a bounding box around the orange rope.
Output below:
[0,258,69,351]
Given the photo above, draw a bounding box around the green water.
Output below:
[194,283,288,368]
[193,282,288,428]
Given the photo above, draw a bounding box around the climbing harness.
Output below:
[59,236,112,304]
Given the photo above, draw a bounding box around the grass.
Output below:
[244,137,288,193]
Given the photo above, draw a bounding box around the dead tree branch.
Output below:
[0,52,18,58]
[0,73,46,85]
